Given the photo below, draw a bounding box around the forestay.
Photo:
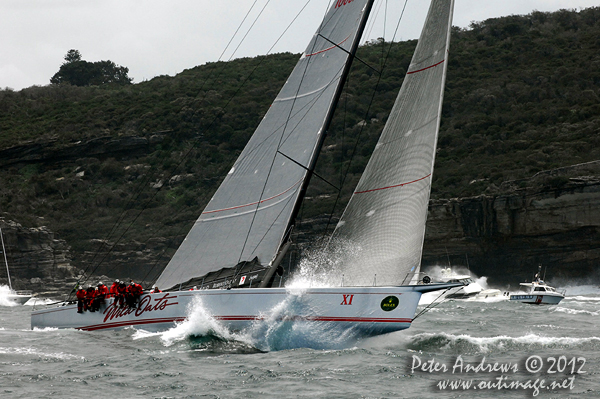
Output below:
[156,0,375,290]
[331,0,454,286]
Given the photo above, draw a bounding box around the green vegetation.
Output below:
[50,49,132,87]
[0,7,598,274]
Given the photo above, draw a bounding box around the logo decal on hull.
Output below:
[380,296,399,311]
[103,293,179,323]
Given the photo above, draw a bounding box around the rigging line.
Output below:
[236,48,311,267]
[219,0,261,61]
[382,0,387,71]
[83,0,265,283]
[321,0,409,240]
[69,130,180,297]
[317,34,380,74]
[96,0,320,283]
[227,0,273,62]
[235,1,330,266]
[77,1,320,289]
[277,150,340,191]
[413,288,453,320]
[236,195,296,282]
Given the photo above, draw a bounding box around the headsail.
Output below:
[156,0,375,290]
[331,0,455,286]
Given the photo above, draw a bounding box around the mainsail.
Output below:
[156,0,376,290]
[331,0,454,286]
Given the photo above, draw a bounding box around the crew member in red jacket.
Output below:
[109,279,120,298]
[127,280,144,309]
[76,287,87,313]
[93,282,109,310]
[115,280,127,308]
[85,285,97,312]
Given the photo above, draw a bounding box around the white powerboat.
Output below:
[510,281,565,305]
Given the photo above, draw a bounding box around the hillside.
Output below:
[0,7,599,284]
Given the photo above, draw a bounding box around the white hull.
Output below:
[7,293,32,305]
[510,293,564,305]
[31,285,456,336]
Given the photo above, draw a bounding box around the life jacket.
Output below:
[86,288,96,299]
[76,289,86,300]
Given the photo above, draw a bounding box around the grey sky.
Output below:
[1,0,596,91]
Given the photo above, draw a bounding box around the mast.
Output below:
[259,0,377,287]
[0,228,12,291]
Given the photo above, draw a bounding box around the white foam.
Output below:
[136,295,251,348]
[565,295,600,302]
[0,346,84,360]
[552,307,600,316]
[0,285,19,307]
[412,332,600,352]
[285,239,361,289]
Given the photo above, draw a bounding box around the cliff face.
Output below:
[3,180,599,294]
[0,218,79,295]
[423,180,600,285]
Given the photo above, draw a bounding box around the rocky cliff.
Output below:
[422,178,600,286]
[3,177,599,295]
[0,218,79,297]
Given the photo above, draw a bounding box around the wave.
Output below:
[408,332,600,354]
[565,295,600,302]
[136,292,364,352]
[0,346,84,360]
[0,285,20,307]
[552,307,600,316]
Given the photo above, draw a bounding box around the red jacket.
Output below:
[110,283,119,295]
[116,284,127,296]
[128,283,143,296]
[85,288,96,299]
[76,289,86,300]
[98,284,109,295]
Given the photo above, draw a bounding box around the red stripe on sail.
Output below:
[407,59,445,74]
[305,35,350,57]
[202,178,302,215]
[354,174,431,194]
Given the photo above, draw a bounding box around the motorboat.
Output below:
[510,281,565,305]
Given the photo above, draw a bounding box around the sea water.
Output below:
[1,284,599,398]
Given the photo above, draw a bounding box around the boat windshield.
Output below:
[448,278,472,284]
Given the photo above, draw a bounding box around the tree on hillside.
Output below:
[50,49,133,86]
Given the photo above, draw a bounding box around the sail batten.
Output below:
[156,0,376,290]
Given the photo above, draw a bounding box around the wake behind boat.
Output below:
[32,0,462,338]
